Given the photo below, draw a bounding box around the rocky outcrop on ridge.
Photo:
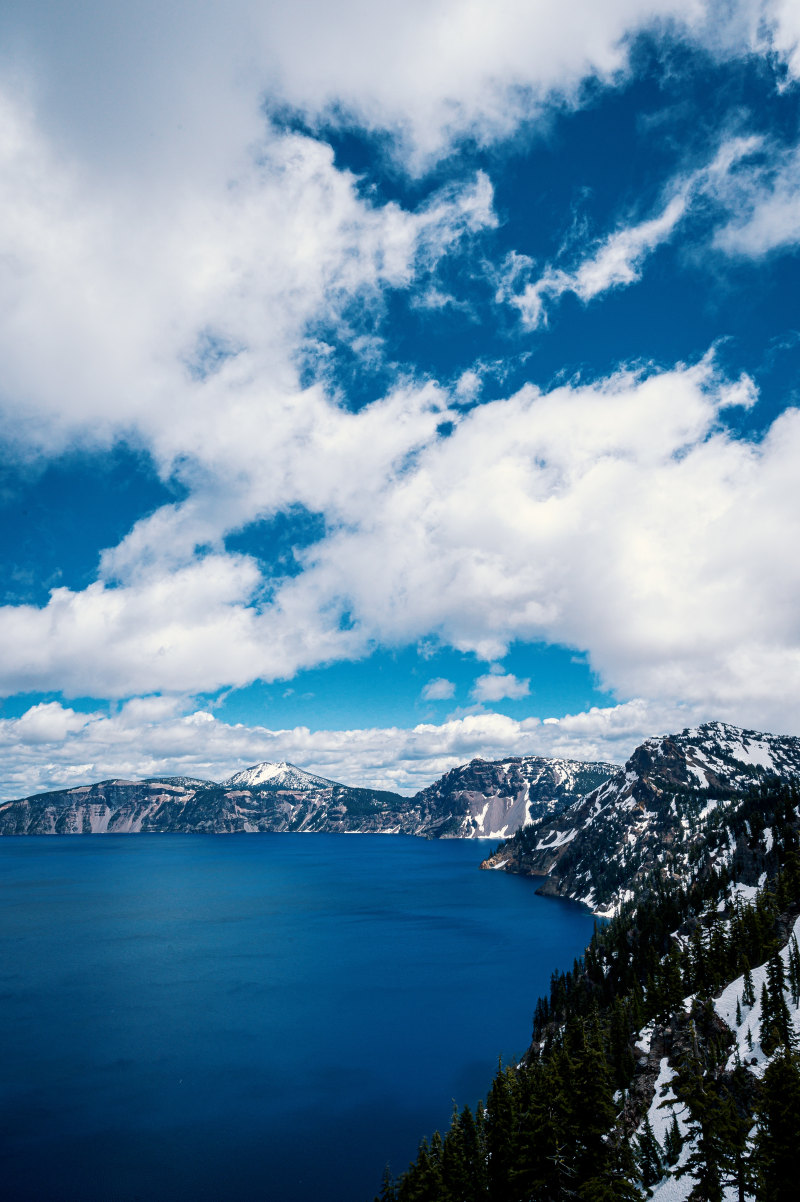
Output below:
[481,721,800,914]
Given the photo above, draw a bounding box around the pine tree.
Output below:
[663,1112,683,1166]
[742,961,755,1008]
[761,955,794,1055]
[397,1137,443,1202]
[755,1050,800,1201]
[637,1114,664,1194]
[788,935,800,1007]
[674,1031,727,1202]
[485,1064,519,1201]
[440,1103,471,1202]
[376,1164,398,1202]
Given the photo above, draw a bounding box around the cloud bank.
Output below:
[1,0,800,792]
[0,695,719,801]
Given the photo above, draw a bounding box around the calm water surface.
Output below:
[0,834,595,1201]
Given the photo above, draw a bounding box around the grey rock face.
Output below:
[481,721,800,913]
[0,754,615,839]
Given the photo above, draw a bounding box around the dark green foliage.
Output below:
[387,779,800,1202]
[663,1111,683,1166]
[788,935,800,1007]
[755,1050,800,1201]
[637,1114,663,1193]
[376,1164,398,1202]
[761,955,795,1056]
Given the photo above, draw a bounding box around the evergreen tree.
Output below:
[761,955,795,1055]
[674,1032,727,1202]
[397,1137,443,1202]
[755,1050,800,1201]
[637,1114,664,1194]
[742,961,755,1008]
[440,1103,470,1202]
[788,935,800,1007]
[485,1064,519,1201]
[376,1164,398,1202]
[663,1112,683,1166]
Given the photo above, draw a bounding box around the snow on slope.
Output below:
[635,903,800,1200]
[221,761,336,790]
[483,721,800,913]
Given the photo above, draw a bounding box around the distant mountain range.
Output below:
[481,720,800,913]
[0,753,614,839]
[4,723,799,868]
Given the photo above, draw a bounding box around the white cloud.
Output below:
[0,0,735,181]
[503,136,763,327]
[1,3,800,772]
[471,672,530,702]
[2,351,800,741]
[1,1,798,180]
[0,694,731,801]
[713,142,800,256]
[421,677,456,700]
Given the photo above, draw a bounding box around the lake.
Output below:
[0,834,596,1201]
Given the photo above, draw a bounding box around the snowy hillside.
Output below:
[221,761,336,790]
[411,754,615,839]
[393,767,800,1200]
[482,721,800,914]
[0,752,615,839]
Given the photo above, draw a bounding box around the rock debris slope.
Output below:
[481,721,800,914]
[0,754,614,838]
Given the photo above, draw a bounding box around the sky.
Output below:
[1,0,799,798]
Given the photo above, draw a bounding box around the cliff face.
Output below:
[481,721,800,913]
[411,755,616,838]
[0,776,417,836]
[0,753,615,838]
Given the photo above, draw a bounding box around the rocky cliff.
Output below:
[0,753,615,838]
[481,721,800,913]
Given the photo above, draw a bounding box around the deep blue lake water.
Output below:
[0,834,596,1201]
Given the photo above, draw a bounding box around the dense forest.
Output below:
[377,780,800,1201]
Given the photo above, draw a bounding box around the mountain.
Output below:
[481,721,800,914]
[411,755,616,838]
[0,754,615,838]
[0,771,412,836]
[221,761,336,790]
[389,734,800,1201]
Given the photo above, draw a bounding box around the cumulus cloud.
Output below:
[1,1,798,177]
[1,351,799,741]
[0,88,494,466]
[421,677,456,701]
[0,694,731,801]
[471,671,531,702]
[1,0,800,782]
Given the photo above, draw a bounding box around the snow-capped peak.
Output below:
[221,761,336,790]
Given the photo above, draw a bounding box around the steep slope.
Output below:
[0,754,615,838]
[0,778,210,834]
[0,771,415,835]
[221,761,336,790]
[411,755,616,838]
[482,721,800,914]
[389,768,800,1201]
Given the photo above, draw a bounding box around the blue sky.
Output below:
[0,1,799,797]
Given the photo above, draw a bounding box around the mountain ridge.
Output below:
[0,753,614,839]
[481,720,800,914]
[387,729,800,1200]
